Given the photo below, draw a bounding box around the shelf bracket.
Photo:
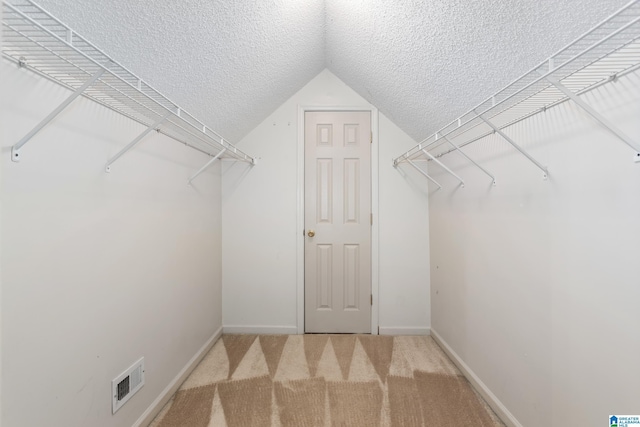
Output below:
[406,158,442,189]
[188,148,227,185]
[442,135,496,185]
[11,68,105,162]
[421,149,465,187]
[476,111,548,178]
[105,110,172,172]
[542,74,640,153]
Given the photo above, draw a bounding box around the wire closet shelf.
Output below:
[393,0,640,188]
[2,0,256,175]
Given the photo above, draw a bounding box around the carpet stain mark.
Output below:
[260,335,289,378]
[231,337,269,380]
[323,384,331,427]
[157,384,217,427]
[303,335,329,378]
[390,336,451,377]
[388,376,424,427]
[222,334,257,379]
[209,386,226,427]
[315,339,343,381]
[150,335,504,427]
[329,335,357,380]
[380,380,392,427]
[275,378,326,427]
[274,335,310,381]
[414,371,496,427]
[388,337,414,378]
[181,339,229,389]
[348,339,379,382]
[218,375,273,427]
[271,385,282,427]
[423,337,461,376]
[358,335,394,383]
[148,397,174,427]
[327,381,383,427]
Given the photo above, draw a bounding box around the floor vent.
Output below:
[112,357,145,414]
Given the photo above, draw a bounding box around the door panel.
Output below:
[305,111,371,333]
[316,244,333,310]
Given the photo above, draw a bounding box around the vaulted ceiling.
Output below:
[33,0,628,143]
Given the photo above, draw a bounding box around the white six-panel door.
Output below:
[304,111,371,333]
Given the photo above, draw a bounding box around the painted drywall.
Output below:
[0,9,4,424]
[428,71,640,426]
[222,69,430,334]
[1,62,223,427]
[378,113,432,334]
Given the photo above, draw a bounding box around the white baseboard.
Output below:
[133,326,223,427]
[223,325,298,334]
[378,326,431,336]
[430,329,522,427]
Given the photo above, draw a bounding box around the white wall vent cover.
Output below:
[112,357,145,414]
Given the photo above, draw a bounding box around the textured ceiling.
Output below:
[32,0,326,143]
[325,0,630,142]
[32,0,629,144]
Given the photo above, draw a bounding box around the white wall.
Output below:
[1,61,223,427]
[429,71,640,426]
[222,69,430,334]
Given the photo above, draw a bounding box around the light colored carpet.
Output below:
[149,335,504,427]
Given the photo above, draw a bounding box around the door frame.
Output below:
[296,105,380,335]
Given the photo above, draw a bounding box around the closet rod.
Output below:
[2,0,256,167]
[410,9,639,161]
[393,0,640,171]
[429,61,640,161]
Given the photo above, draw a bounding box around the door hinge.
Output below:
[370,213,373,225]
[370,131,373,144]
[371,294,373,305]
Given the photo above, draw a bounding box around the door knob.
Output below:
[307,230,315,237]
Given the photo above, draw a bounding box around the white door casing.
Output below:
[304,111,372,333]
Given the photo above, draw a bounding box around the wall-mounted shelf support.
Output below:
[3,0,256,169]
[187,148,227,185]
[542,74,640,153]
[442,135,496,185]
[421,149,465,187]
[405,158,442,189]
[105,111,172,173]
[11,68,105,162]
[391,1,640,191]
[476,112,548,179]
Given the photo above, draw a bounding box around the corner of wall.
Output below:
[223,73,431,334]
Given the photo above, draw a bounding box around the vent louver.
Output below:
[116,377,129,401]
[112,357,145,414]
